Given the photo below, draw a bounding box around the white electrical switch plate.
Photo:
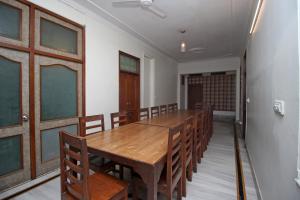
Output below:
[246,97,250,104]
[273,100,285,116]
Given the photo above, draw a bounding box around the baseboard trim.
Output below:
[245,148,264,200]
[0,169,60,200]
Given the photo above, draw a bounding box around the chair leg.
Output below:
[182,167,187,197]
[132,180,138,200]
[197,148,201,163]
[192,155,197,173]
[123,190,128,200]
[177,178,182,200]
[166,191,172,200]
[187,160,193,181]
[119,165,124,180]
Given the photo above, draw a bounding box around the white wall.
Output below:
[177,57,241,120]
[29,0,178,129]
[246,0,300,199]
[296,0,300,187]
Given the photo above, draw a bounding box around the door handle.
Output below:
[22,114,29,122]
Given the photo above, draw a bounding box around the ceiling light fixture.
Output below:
[249,0,263,34]
[181,41,186,53]
[179,29,187,53]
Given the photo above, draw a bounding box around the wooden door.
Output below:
[0,0,85,193]
[119,51,140,124]
[0,0,31,191]
[33,10,83,176]
[119,72,140,123]
[34,56,82,176]
[0,49,31,191]
[188,84,203,109]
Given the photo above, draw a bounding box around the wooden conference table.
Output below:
[85,110,195,200]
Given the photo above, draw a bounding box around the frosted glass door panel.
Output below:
[41,65,77,121]
[0,2,21,40]
[0,56,21,127]
[41,125,77,162]
[40,18,77,54]
[120,54,138,73]
[0,135,21,176]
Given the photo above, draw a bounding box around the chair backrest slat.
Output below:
[173,103,178,111]
[166,123,184,191]
[139,108,149,120]
[111,112,128,129]
[151,106,159,118]
[168,104,174,112]
[194,102,203,110]
[60,131,90,200]
[160,105,167,114]
[184,116,194,163]
[79,114,105,136]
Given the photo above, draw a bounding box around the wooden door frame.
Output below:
[118,51,140,121]
[0,0,86,179]
[241,51,247,138]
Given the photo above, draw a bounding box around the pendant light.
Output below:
[179,29,187,53]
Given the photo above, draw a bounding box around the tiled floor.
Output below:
[11,121,254,200]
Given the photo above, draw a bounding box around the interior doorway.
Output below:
[119,51,140,124]
[188,84,203,109]
[241,52,247,138]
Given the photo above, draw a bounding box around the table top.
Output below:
[135,110,195,128]
[86,123,169,165]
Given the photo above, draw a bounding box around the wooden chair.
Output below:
[110,112,130,179]
[79,114,105,136]
[194,102,203,110]
[208,105,214,141]
[192,111,204,172]
[111,112,128,129]
[79,115,105,172]
[160,105,167,115]
[182,116,194,197]
[79,115,121,176]
[139,108,149,120]
[202,107,210,153]
[173,103,178,111]
[59,131,128,200]
[168,104,174,112]
[133,123,184,200]
[151,106,160,118]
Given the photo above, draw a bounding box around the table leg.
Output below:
[134,162,164,200]
[146,169,157,200]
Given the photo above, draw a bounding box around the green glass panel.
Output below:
[40,18,78,54]
[120,55,138,73]
[41,125,77,162]
[0,2,21,40]
[41,65,77,121]
[0,56,20,127]
[0,135,21,176]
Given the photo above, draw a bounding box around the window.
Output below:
[120,52,139,74]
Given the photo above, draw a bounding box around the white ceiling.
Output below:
[74,0,255,62]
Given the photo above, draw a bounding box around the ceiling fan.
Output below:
[112,0,167,19]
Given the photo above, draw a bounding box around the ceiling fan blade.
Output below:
[144,4,167,18]
[112,0,141,7]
